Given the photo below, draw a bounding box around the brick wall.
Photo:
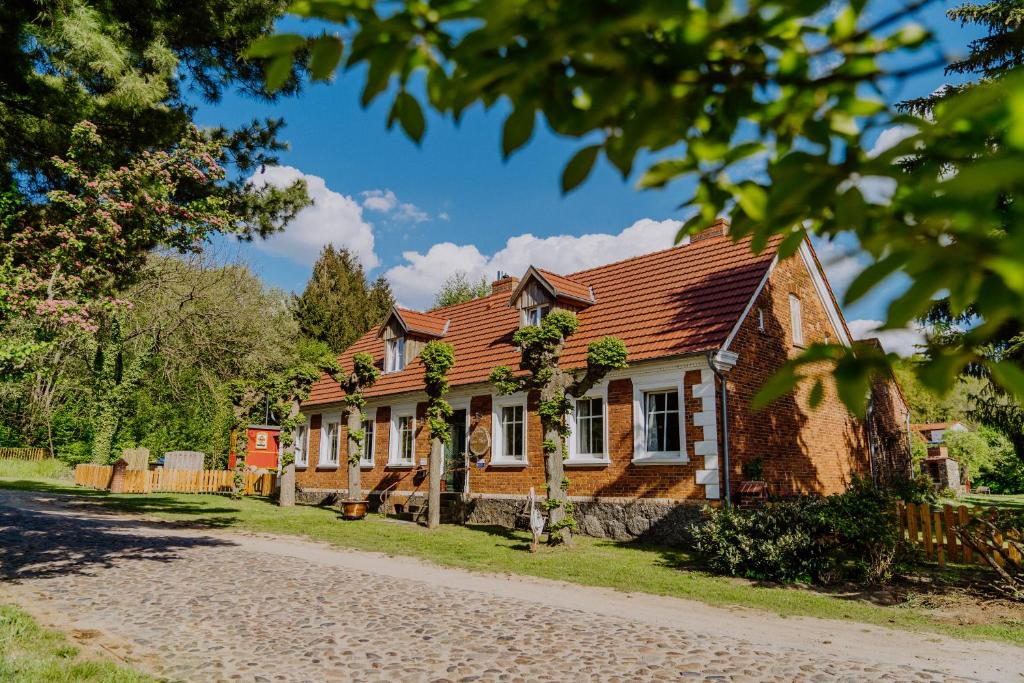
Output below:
[724,249,869,498]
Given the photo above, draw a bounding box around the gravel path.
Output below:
[0,488,1020,682]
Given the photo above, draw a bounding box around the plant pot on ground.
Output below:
[340,499,369,520]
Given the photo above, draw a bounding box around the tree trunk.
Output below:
[428,436,443,529]
[543,422,572,546]
[346,406,363,501]
[279,461,295,507]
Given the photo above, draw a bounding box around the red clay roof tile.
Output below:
[304,232,782,406]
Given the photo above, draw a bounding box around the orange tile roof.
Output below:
[305,232,781,406]
[534,269,594,304]
[382,307,449,337]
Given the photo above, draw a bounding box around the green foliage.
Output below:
[432,271,491,308]
[893,358,982,423]
[422,341,456,444]
[694,479,906,585]
[489,365,523,396]
[258,0,1024,417]
[945,428,1001,482]
[585,337,628,373]
[741,457,764,482]
[291,245,395,353]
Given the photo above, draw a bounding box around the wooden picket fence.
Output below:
[74,464,276,497]
[898,501,1022,569]
[0,447,48,461]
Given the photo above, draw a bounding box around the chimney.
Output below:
[691,217,730,243]
[491,272,520,295]
[927,445,948,459]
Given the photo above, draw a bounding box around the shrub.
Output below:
[693,477,906,585]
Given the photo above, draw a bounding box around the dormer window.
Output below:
[385,337,406,373]
[522,304,550,327]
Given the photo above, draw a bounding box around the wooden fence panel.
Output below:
[0,447,48,461]
[73,465,275,497]
[899,500,1021,569]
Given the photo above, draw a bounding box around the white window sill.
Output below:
[295,464,308,470]
[631,456,688,466]
[317,464,340,471]
[564,458,609,467]
[386,462,415,469]
[488,459,528,468]
[359,463,375,470]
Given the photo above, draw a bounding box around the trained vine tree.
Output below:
[340,352,381,504]
[422,341,456,529]
[490,311,627,545]
[229,340,340,506]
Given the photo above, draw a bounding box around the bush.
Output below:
[693,478,905,585]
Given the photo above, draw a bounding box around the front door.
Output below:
[444,409,467,493]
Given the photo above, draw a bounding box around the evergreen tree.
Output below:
[902,3,1024,459]
[292,245,394,352]
[432,271,491,309]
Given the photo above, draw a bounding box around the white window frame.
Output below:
[385,337,407,373]
[789,294,804,347]
[318,413,341,470]
[491,393,528,466]
[757,307,765,333]
[632,372,687,464]
[359,407,377,468]
[521,304,550,327]
[388,405,416,467]
[566,383,610,466]
[294,418,310,469]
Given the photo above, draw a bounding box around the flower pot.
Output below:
[341,499,369,520]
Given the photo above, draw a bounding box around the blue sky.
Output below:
[198,2,982,354]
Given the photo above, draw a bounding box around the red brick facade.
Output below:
[295,238,907,505]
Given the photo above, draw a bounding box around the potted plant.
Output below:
[738,457,767,507]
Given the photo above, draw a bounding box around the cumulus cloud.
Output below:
[847,319,926,357]
[867,124,918,158]
[361,188,430,223]
[385,218,684,309]
[813,239,868,300]
[248,166,379,270]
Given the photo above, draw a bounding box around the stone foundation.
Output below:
[295,488,343,506]
[465,496,706,546]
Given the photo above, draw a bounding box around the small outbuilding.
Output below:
[228,425,281,470]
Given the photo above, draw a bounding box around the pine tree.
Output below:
[292,246,395,352]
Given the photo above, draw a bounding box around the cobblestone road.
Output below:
[0,490,1016,682]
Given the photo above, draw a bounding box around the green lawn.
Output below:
[2,477,1022,647]
[957,493,1024,511]
[0,604,154,682]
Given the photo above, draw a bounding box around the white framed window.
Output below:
[385,337,406,373]
[294,421,309,468]
[632,372,687,463]
[521,304,550,327]
[757,307,765,333]
[789,294,804,346]
[566,384,609,465]
[319,416,341,469]
[388,406,416,466]
[360,408,376,468]
[492,395,527,465]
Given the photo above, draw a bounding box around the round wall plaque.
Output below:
[468,425,491,457]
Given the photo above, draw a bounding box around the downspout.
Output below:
[707,350,732,506]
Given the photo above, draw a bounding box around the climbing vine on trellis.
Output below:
[490,311,627,544]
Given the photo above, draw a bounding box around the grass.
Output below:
[3,476,1023,647]
[957,493,1024,511]
[0,604,155,682]
[0,459,71,481]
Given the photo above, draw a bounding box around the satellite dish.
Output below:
[468,425,491,458]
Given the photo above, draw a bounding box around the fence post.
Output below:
[933,510,945,568]
[921,504,934,558]
[907,502,919,550]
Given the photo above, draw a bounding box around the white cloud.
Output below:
[360,189,398,213]
[385,218,683,309]
[847,319,926,357]
[814,239,868,300]
[867,124,918,158]
[248,166,379,270]
[361,188,430,223]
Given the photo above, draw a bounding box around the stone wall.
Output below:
[465,495,706,545]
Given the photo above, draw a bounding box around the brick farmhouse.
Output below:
[295,221,912,541]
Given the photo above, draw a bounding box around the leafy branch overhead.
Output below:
[422,341,456,445]
[250,0,1024,414]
